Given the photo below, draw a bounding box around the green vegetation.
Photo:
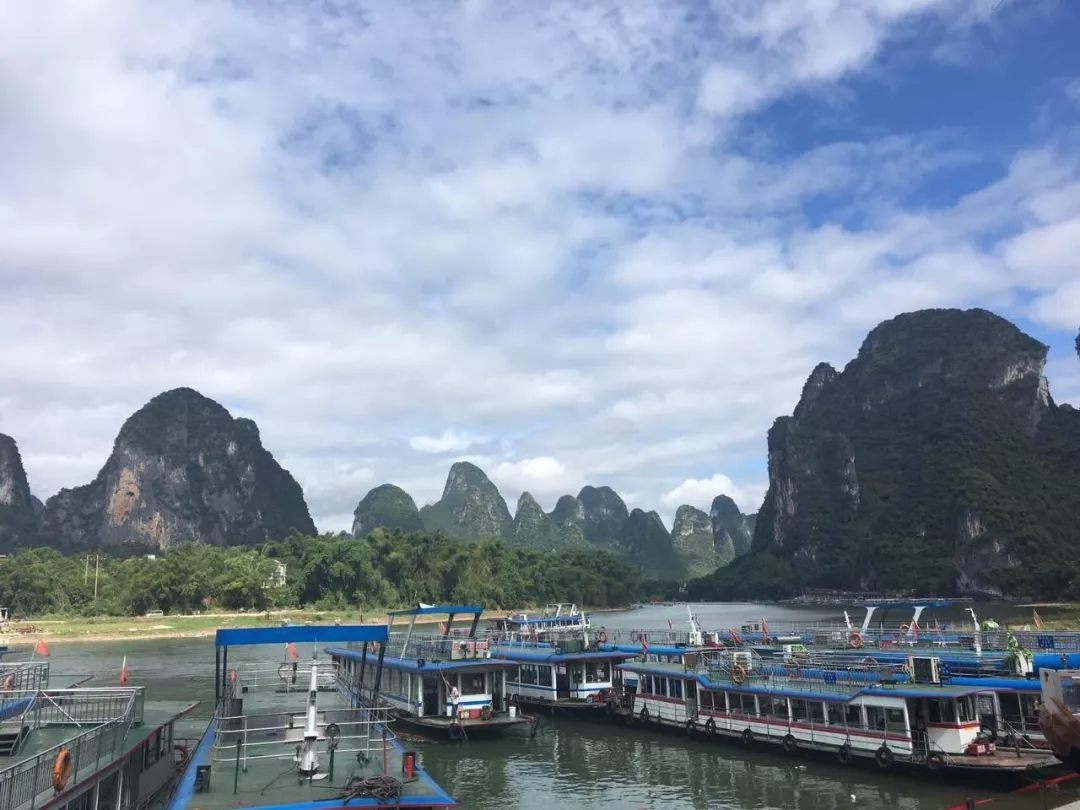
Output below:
[0,530,645,618]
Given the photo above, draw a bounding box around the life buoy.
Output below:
[640,707,650,724]
[741,728,752,745]
[448,722,464,741]
[783,734,797,753]
[899,623,911,634]
[731,664,746,685]
[875,746,894,769]
[2,675,13,694]
[53,749,72,793]
[480,705,493,721]
[596,630,609,644]
[685,719,695,735]
[927,752,945,770]
[630,631,641,643]
[837,744,852,764]
[848,632,863,648]
[705,718,716,735]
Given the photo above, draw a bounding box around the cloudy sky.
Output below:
[1,0,1078,532]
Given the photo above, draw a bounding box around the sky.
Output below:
[1,0,1078,533]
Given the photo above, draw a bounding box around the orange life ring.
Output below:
[3,675,13,694]
[899,623,911,634]
[53,749,72,793]
[596,630,609,644]
[731,664,747,685]
[848,632,863,649]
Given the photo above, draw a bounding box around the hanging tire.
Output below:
[741,728,752,745]
[927,752,945,771]
[782,734,797,753]
[448,723,464,742]
[640,707,650,724]
[685,719,695,735]
[705,718,716,736]
[875,746,893,769]
[837,744,852,764]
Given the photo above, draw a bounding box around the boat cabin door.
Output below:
[556,664,570,699]
[422,676,440,717]
[685,679,698,722]
[977,694,997,737]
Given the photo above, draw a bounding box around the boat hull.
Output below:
[604,708,1065,790]
[512,697,615,720]
[390,711,532,741]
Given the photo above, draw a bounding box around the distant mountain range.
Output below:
[351,465,755,579]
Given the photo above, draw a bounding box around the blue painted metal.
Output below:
[1035,653,1080,670]
[166,717,217,810]
[215,625,388,647]
[386,605,483,617]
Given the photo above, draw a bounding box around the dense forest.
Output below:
[0,530,648,617]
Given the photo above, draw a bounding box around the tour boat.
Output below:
[489,603,591,637]
[327,606,531,742]
[1,660,198,810]
[167,624,459,810]
[492,628,638,717]
[613,647,1062,787]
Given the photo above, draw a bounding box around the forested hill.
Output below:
[0,531,645,618]
[692,308,1080,601]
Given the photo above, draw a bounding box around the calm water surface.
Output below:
[36,603,1080,810]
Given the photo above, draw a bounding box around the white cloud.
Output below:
[660,474,767,518]
[0,0,1076,535]
[408,430,488,454]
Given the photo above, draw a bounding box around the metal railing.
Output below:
[0,688,143,810]
[226,662,340,694]
[0,662,49,695]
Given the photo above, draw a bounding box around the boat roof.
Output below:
[618,660,999,702]
[494,649,639,663]
[387,604,483,617]
[214,624,388,647]
[602,643,692,656]
[326,647,517,673]
[854,600,955,609]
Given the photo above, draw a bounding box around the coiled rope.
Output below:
[339,775,403,802]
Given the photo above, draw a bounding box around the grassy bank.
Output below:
[1,609,512,644]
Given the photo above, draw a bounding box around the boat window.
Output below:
[520,664,538,685]
[845,704,863,729]
[641,675,652,694]
[540,665,554,687]
[586,661,611,682]
[655,677,668,697]
[978,694,995,716]
[998,693,1022,725]
[866,706,887,731]
[701,691,713,710]
[669,679,683,699]
[1019,695,1040,728]
[730,693,753,716]
[957,696,976,723]
[928,699,955,724]
[461,672,486,695]
[826,702,846,726]
[807,700,825,724]
[791,699,809,722]
[885,708,907,733]
[760,697,787,719]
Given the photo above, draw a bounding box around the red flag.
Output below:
[286,642,299,661]
[33,640,50,657]
[730,628,741,645]
[935,619,943,639]
[761,617,769,640]
[641,632,648,657]
[1034,610,1044,630]
[120,656,129,686]
[666,617,673,630]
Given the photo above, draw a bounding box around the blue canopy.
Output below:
[387,605,484,617]
[215,625,388,647]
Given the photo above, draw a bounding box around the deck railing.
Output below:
[0,688,144,810]
[227,662,339,694]
[0,662,49,695]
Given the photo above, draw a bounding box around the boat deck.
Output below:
[177,673,457,810]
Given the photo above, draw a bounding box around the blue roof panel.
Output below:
[387,605,484,617]
[215,625,388,647]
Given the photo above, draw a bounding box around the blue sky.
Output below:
[0,0,1078,532]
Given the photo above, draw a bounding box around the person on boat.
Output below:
[449,685,460,718]
[1039,698,1080,770]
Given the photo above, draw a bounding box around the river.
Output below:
[35,602,1080,810]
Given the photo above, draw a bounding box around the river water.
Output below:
[36,602,1080,810]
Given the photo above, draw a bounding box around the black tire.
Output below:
[782,734,796,753]
[927,752,945,771]
[705,718,716,736]
[741,728,752,745]
[875,746,893,769]
[640,707,650,724]
[685,719,695,735]
[837,744,852,764]
[448,723,464,742]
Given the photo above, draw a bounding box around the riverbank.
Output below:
[0,608,513,644]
